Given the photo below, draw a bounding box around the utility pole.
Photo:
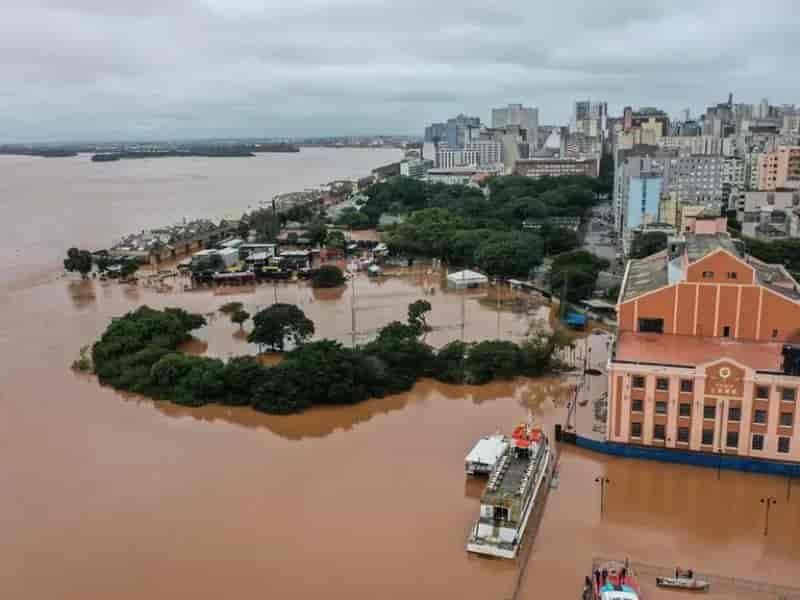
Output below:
[460,268,466,342]
[350,270,357,348]
[595,477,611,517]
[271,196,279,240]
[496,277,501,338]
[760,497,777,536]
[559,269,569,321]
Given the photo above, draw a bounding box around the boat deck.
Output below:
[482,442,546,506]
[497,454,530,494]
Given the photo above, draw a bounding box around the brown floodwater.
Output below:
[2,155,800,599]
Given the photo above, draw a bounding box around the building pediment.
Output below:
[702,360,746,396]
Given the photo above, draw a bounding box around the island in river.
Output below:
[92,142,300,161]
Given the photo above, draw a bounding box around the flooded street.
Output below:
[2,155,800,599]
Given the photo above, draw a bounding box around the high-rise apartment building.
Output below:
[666,155,726,204]
[492,104,539,149]
[424,122,447,143]
[445,114,481,148]
[757,147,800,190]
[573,100,608,139]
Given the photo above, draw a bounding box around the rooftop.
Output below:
[614,332,784,372]
[685,233,741,262]
[621,252,668,302]
[749,257,800,300]
[619,232,800,303]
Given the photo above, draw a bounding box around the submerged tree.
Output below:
[311,265,346,288]
[219,301,243,315]
[248,303,315,351]
[64,247,93,278]
[231,309,250,330]
[407,299,432,335]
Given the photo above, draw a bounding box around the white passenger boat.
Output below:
[466,423,554,559]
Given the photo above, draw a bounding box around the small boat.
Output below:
[584,559,641,600]
[656,572,710,592]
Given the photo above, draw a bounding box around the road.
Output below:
[583,203,624,291]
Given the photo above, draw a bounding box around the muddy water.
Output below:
[2,156,800,598]
[0,147,400,292]
[3,272,800,599]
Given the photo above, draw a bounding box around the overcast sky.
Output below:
[2,0,799,142]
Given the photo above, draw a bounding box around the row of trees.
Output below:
[90,303,571,414]
[361,175,603,280]
[549,250,611,304]
[742,237,800,274]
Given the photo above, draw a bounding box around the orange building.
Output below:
[608,225,800,464]
[757,146,800,191]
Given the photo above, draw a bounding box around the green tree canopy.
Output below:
[335,207,371,229]
[306,220,328,246]
[64,247,93,278]
[311,265,346,288]
[326,229,347,250]
[386,208,464,258]
[219,301,243,315]
[464,340,524,384]
[407,299,432,335]
[630,231,668,259]
[231,309,250,329]
[474,232,543,278]
[248,303,315,351]
[549,250,610,304]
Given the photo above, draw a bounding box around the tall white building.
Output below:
[400,158,432,179]
[657,135,736,157]
[464,139,503,167]
[491,104,539,149]
[435,146,480,169]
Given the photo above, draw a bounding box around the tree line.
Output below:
[363,175,604,280]
[89,303,572,415]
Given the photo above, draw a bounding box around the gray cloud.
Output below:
[2,0,799,141]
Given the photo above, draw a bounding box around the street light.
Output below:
[595,476,611,517]
[760,497,777,536]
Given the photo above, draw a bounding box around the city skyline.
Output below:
[2,0,799,142]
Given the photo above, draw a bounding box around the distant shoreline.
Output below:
[92,143,300,161]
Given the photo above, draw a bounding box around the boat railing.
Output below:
[591,557,800,599]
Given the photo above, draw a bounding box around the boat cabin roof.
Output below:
[465,436,508,466]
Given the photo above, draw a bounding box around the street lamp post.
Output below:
[595,476,611,517]
[760,497,777,536]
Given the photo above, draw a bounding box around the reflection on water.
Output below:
[464,476,485,500]
[310,284,347,301]
[135,377,572,442]
[179,337,209,356]
[66,279,96,309]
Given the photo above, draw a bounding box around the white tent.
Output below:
[447,269,488,289]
